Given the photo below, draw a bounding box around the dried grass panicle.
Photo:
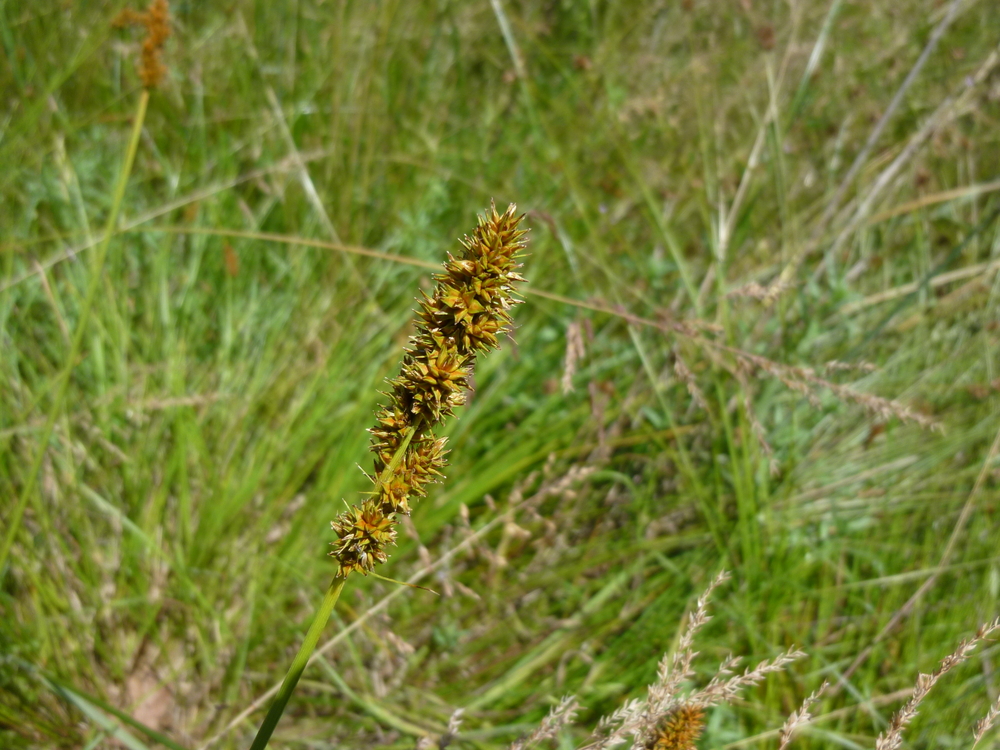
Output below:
[689,649,806,709]
[446,708,465,736]
[514,585,995,750]
[974,691,1000,747]
[422,708,465,750]
[732,362,778,476]
[658,571,731,696]
[777,681,827,750]
[673,350,708,412]
[330,203,527,578]
[731,348,939,430]
[742,390,779,476]
[876,616,1000,750]
[509,696,581,750]
[726,281,770,300]
[561,320,587,395]
[113,0,171,89]
[578,571,803,750]
[824,360,878,374]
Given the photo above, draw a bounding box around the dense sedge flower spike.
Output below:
[330,203,527,577]
[113,0,171,89]
[647,705,704,750]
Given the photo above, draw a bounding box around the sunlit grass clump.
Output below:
[3,1,1000,748]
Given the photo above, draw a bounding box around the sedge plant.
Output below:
[247,202,528,749]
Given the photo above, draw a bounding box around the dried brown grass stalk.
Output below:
[416,708,465,750]
[727,279,792,302]
[673,350,708,413]
[733,361,779,476]
[552,294,937,442]
[717,344,939,430]
[576,571,804,750]
[509,696,581,750]
[777,681,827,750]
[503,577,1000,750]
[876,617,1000,750]
[973,692,1000,748]
[824,360,878,374]
[562,320,588,394]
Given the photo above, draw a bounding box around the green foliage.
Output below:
[2,0,999,748]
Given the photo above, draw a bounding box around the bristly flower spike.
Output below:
[330,202,527,577]
[648,705,704,750]
[113,0,171,89]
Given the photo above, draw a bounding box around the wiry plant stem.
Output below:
[246,414,420,749]
[248,577,346,750]
[0,89,150,577]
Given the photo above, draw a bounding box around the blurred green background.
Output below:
[2,0,1000,748]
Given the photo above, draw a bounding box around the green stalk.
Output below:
[248,576,346,750]
[0,89,150,576]
[248,425,417,749]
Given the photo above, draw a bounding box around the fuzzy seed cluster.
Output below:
[648,705,704,750]
[113,0,171,89]
[330,203,527,577]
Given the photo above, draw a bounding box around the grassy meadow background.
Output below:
[3,0,1000,747]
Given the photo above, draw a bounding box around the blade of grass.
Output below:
[44,675,190,750]
[312,657,437,738]
[0,89,149,577]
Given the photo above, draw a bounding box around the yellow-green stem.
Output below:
[248,577,346,750]
[248,421,419,748]
[0,89,150,576]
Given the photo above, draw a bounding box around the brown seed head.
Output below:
[330,203,527,577]
[114,0,171,89]
[648,705,704,750]
[329,500,397,577]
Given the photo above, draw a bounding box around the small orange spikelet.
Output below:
[648,705,704,750]
[114,0,171,89]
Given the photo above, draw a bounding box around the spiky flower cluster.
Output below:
[113,0,171,89]
[647,705,704,750]
[330,203,527,577]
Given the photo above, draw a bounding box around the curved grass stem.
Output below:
[248,576,347,750]
[0,89,150,576]
[247,424,419,749]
